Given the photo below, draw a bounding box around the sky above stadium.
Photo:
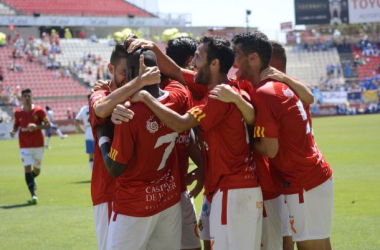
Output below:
[156,0,297,42]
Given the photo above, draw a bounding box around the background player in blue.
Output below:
[76,94,95,171]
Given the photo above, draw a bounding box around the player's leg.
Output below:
[226,188,263,250]
[198,195,211,250]
[261,196,283,250]
[94,201,112,250]
[20,148,37,202]
[107,211,157,250]
[280,195,295,250]
[147,202,182,250]
[180,191,201,250]
[86,140,95,171]
[52,123,68,139]
[31,147,44,177]
[285,177,334,250]
[45,128,52,148]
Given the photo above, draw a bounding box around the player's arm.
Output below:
[260,67,314,105]
[209,84,255,125]
[75,119,86,133]
[253,137,279,158]
[75,108,86,132]
[186,129,205,198]
[27,116,51,131]
[96,122,127,177]
[94,56,160,118]
[99,141,126,177]
[132,90,199,133]
[10,125,19,137]
[126,38,187,85]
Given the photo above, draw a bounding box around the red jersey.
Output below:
[14,105,47,148]
[109,83,188,217]
[162,78,193,192]
[184,70,259,201]
[89,90,116,206]
[252,79,332,195]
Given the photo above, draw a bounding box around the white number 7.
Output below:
[154,132,179,171]
[296,100,311,134]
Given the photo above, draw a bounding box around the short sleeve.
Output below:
[162,81,188,113]
[89,90,109,126]
[109,122,135,165]
[187,98,230,131]
[75,107,83,121]
[182,69,209,100]
[253,88,283,139]
[37,108,47,121]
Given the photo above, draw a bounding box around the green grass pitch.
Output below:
[0,114,379,249]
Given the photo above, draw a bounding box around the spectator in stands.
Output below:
[79,31,86,39]
[0,66,3,82]
[90,34,98,43]
[9,61,14,71]
[64,28,73,39]
[15,63,23,72]
[67,108,73,119]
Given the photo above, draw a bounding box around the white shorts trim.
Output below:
[20,147,44,169]
[180,191,201,249]
[107,202,182,250]
[94,202,112,250]
[285,177,334,242]
[198,195,211,241]
[210,188,263,250]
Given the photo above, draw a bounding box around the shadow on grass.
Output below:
[0,202,35,209]
[71,180,91,184]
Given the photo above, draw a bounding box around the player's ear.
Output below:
[108,63,114,75]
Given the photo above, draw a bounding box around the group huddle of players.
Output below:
[88,31,333,250]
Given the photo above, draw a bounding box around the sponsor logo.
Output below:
[33,114,39,121]
[146,116,163,134]
[290,218,297,234]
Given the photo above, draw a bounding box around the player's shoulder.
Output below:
[34,105,46,112]
[164,80,187,95]
[14,107,22,114]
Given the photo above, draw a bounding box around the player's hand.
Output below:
[27,123,37,132]
[10,130,16,138]
[95,119,114,142]
[260,66,287,82]
[130,89,149,104]
[186,168,205,199]
[138,55,161,86]
[209,84,239,103]
[126,38,155,53]
[111,101,134,125]
[91,80,111,93]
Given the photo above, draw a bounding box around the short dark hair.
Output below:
[46,106,51,111]
[271,40,287,66]
[232,31,272,70]
[200,36,234,74]
[87,94,91,100]
[126,48,158,80]
[21,88,32,95]
[166,37,198,68]
[110,43,128,66]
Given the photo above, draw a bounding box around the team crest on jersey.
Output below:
[33,114,39,120]
[146,116,163,134]
[282,85,294,99]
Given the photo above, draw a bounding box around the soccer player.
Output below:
[10,88,51,204]
[45,106,68,148]
[232,32,333,250]
[128,36,263,250]
[211,40,315,250]
[89,41,161,250]
[75,94,95,171]
[112,36,203,250]
[97,48,187,250]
